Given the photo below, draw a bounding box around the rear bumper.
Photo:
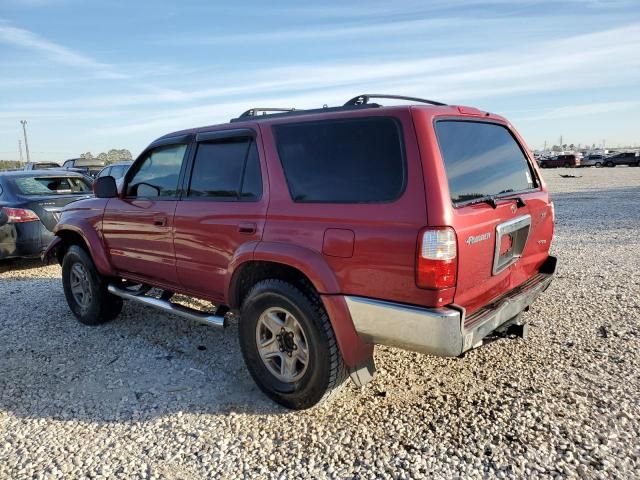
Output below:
[345,256,556,357]
[0,222,52,260]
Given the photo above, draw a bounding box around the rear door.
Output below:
[102,139,190,287]
[434,119,553,314]
[173,129,267,301]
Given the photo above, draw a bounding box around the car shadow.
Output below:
[0,276,286,422]
[0,257,45,274]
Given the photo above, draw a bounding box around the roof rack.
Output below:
[237,107,297,118]
[230,103,380,123]
[343,94,447,107]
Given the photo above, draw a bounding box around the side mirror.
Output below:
[0,208,8,227]
[93,176,118,198]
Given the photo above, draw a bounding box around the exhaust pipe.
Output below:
[108,284,226,328]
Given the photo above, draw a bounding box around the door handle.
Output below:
[153,216,167,227]
[238,222,257,234]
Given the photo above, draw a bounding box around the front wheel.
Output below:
[595,162,602,168]
[239,280,347,409]
[605,161,615,167]
[62,245,123,325]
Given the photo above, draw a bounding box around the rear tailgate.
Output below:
[432,118,554,315]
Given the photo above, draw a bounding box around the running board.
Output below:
[107,284,226,328]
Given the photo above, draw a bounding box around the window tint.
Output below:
[274,117,405,203]
[188,138,262,201]
[435,121,537,205]
[127,144,186,198]
[97,167,111,178]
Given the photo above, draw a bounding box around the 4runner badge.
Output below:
[466,232,491,245]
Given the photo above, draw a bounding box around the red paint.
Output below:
[48,102,554,366]
[322,229,355,258]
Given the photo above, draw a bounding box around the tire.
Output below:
[540,162,547,169]
[564,162,570,168]
[62,245,122,325]
[239,279,348,409]
[605,161,615,167]
[595,162,602,168]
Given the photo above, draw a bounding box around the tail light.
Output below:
[2,207,40,223]
[417,227,457,289]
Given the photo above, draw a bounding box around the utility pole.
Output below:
[18,140,24,164]
[20,120,31,164]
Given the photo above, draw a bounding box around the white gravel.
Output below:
[0,167,638,479]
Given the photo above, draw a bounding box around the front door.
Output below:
[173,130,267,301]
[102,142,189,287]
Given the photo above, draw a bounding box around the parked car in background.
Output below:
[0,170,93,260]
[45,94,556,409]
[62,158,106,177]
[581,154,605,167]
[96,161,132,181]
[539,153,581,168]
[24,162,61,170]
[604,152,640,167]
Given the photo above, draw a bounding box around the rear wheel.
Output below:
[563,162,570,168]
[239,279,347,409]
[540,162,547,168]
[62,245,122,325]
[605,161,615,167]
[595,162,602,168]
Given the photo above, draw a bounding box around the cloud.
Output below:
[519,101,640,121]
[0,22,127,78]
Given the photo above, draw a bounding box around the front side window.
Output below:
[435,120,537,205]
[127,144,187,198]
[274,117,405,203]
[187,138,262,201]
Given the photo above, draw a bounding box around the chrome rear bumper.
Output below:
[345,257,556,357]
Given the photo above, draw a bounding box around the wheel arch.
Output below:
[226,243,374,368]
[46,221,115,276]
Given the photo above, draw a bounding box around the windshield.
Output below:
[11,176,92,196]
[435,120,537,205]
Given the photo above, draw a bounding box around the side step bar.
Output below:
[107,284,227,328]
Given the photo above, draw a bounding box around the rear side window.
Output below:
[187,138,262,201]
[435,121,537,205]
[11,176,92,195]
[274,117,405,203]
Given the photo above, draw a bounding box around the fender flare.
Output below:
[51,220,115,276]
[226,241,373,368]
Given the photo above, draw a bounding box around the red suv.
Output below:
[539,153,581,168]
[44,94,556,409]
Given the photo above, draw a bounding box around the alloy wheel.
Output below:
[255,307,309,383]
[69,262,92,311]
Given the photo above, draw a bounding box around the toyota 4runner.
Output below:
[44,94,556,409]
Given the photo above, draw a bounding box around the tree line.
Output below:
[79,149,133,165]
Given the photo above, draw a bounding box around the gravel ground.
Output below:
[0,167,638,479]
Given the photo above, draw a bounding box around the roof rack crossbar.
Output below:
[344,94,447,107]
[238,107,298,118]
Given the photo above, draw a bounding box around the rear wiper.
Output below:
[497,190,527,208]
[464,193,526,209]
[465,195,498,209]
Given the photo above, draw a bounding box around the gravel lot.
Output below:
[0,167,638,479]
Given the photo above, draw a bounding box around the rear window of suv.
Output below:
[274,117,405,203]
[435,120,537,205]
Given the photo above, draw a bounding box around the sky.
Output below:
[1,0,639,162]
